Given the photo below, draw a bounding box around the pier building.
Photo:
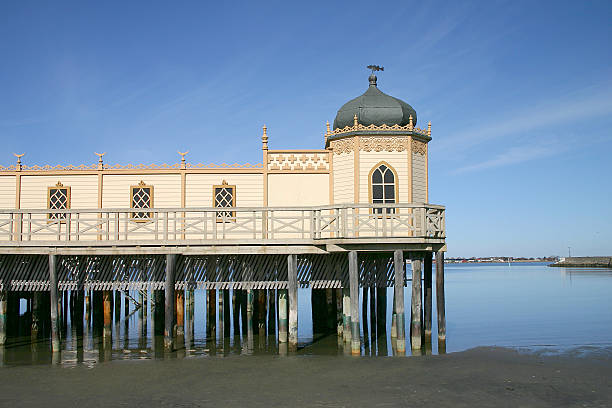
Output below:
[0,71,446,355]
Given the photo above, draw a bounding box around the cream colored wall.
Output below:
[267,174,329,206]
[412,152,427,203]
[332,153,354,204]
[0,176,16,209]
[102,174,181,208]
[359,151,409,204]
[186,174,263,207]
[20,175,98,209]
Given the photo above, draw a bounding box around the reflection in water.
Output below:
[1,263,611,366]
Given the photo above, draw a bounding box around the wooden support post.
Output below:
[208,289,216,339]
[424,252,433,338]
[348,251,360,355]
[278,289,288,343]
[267,289,276,336]
[31,292,41,339]
[103,290,112,340]
[335,288,343,336]
[326,288,334,333]
[164,254,177,351]
[287,254,298,350]
[223,289,231,338]
[114,290,121,322]
[376,286,386,336]
[362,286,369,347]
[342,287,351,343]
[176,290,184,336]
[257,289,266,335]
[232,289,240,337]
[436,251,446,349]
[0,291,6,345]
[411,255,423,350]
[49,254,60,352]
[85,290,91,325]
[394,250,405,353]
[124,290,129,317]
[246,289,254,350]
[217,289,224,340]
[369,286,376,341]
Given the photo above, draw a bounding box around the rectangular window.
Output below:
[131,181,153,221]
[48,182,70,221]
[213,181,236,222]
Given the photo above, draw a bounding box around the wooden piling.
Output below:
[48,254,60,352]
[394,249,405,353]
[278,289,288,343]
[369,286,376,341]
[376,286,386,336]
[424,252,433,338]
[208,289,216,339]
[85,290,91,324]
[232,289,240,337]
[0,291,6,345]
[164,254,177,351]
[217,289,224,341]
[103,290,112,340]
[335,288,343,336]
[362,286,369,348]
[223,289,231,338]
[246,289,254,350]
[342,287,351,343]
[326,288,335,333]
[267,289,276,336]
[411,256,423,350]
[287,254,298,350]
[176,290,184,336]
[31,292,41,339]
[436,251,446,345]
[114,290,121,322]
[257,289,266,335]
[348,250,360,355]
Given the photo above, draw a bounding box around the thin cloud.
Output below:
[452,142,565,174]
[437,82,612,154]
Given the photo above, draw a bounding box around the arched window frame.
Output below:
[368,161,398,215]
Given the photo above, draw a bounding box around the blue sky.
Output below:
[1,1,611,257]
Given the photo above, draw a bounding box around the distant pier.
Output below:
[549,257,612,268]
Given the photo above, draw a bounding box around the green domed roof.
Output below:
[333,75,417,130]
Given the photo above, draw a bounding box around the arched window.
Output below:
[370,162,396,214]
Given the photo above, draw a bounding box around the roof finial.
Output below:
[408,115,413,130]
[367,65,383,86]
[262,125,268,151]
[325,121,331,144]
[353,114,359,128]
[427,121,431,136]
[178,150,189,169]
[13,153,24,171]
[94,152,105,170]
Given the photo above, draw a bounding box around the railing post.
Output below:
[65,213,71,241]
[420,207,426,237]
[114,212,119,241]
[341,207,347,238]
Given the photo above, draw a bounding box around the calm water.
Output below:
[1,262,611,367]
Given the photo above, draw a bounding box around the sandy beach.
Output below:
[0,346,610,407]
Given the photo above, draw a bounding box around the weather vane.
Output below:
[367,65,384,74]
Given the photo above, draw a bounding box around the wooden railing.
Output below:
[0,204,445,245]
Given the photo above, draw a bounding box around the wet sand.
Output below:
[0,347,611,407]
